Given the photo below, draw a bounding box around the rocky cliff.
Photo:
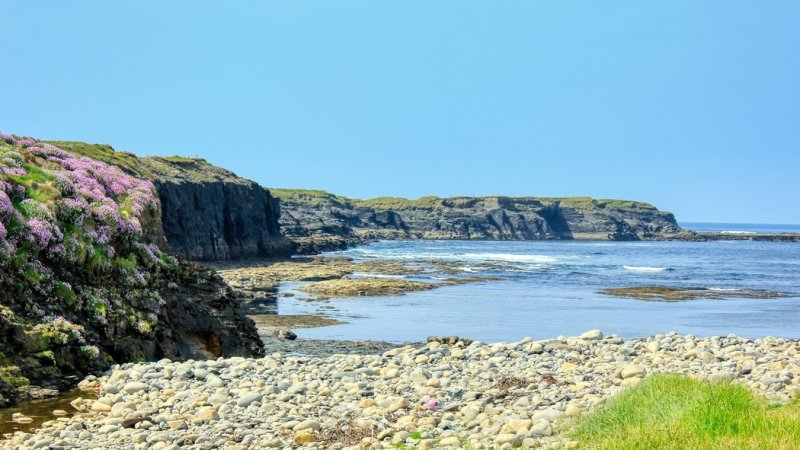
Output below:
[0,135,264,406]
[272,189,681,252]
[49,141,292,261]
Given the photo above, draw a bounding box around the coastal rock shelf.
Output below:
[601,286,790,302]
[3,332,799,449]
[273,189,682,252]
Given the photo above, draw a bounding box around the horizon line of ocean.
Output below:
[681,222,800,234]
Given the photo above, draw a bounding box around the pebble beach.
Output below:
[5,331,800,450]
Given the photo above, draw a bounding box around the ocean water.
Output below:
[682,222,800,234]
[278,239,800,343]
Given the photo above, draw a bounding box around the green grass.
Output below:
[269,188,352,207]
[47,141,158,178]
[6,164,60,205]
[354,195,443,210]
[271,188,658,212]
[48,140,226,182]
[546,196,657,211]
[572,373,800,449]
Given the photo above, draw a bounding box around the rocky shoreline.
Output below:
[3,331,799,449]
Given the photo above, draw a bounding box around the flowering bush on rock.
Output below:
[0,132,178,367]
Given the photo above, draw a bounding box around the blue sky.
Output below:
[2,2,799,223]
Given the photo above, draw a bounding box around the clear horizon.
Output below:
[2,1,799,223]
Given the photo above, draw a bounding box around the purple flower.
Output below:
[0,133,18,145]
[1,167,26,176]
[15,137,35,147]
[0,191,13,216]
[52,173,76,196]
[56,197,89,225]
[92,204,119,225]
[27,217,54,247]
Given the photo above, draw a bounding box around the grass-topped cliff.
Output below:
[0,133,263,406]
[272,188,680,253]
[46,141,290,260]
[46,141,252,185]
[270,188,659,212]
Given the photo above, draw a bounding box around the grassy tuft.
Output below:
[547,196,657,211]
[572,373,800,449]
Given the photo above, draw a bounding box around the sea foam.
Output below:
[623,265,667,273]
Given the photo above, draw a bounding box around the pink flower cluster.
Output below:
[28,217,54,247]
[0,135,159,257]
[0,189,17,243]
[0,133,17,145]
[80,345,101,359]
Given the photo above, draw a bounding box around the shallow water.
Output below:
[0,389,91,437]
[279,240,800,343]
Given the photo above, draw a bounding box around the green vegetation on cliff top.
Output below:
[270,188,658,211]
[572,373,800,449]
[48,141,247,184]
[43,141,659,211]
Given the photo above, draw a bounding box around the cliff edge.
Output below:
[49,141,292,261]
[272,189,681,252]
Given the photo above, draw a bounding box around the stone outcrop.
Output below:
[154,171,290,260]
[272,189,682,251]
[50,141,292,261]
[0,136,264,407]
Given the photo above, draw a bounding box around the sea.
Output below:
[680,222,800,234]
[277,223,800,343]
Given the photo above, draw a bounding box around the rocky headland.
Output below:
[49,141,292,261]
[3,331,799,449]
[273,189,683,253]
[0,135,263,408]
[274,189,800,251]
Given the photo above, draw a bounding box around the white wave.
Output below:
[348,251,561,265]
[623,265,667,273]
[720,230,757,235]
[708,287,742,292]
[462,253,557,264]
[349,272,408,279]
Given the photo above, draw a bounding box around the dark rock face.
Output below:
[276,193,682,251]
[0,260,264,407]
[155,262,265,360]
[157,179,291,260]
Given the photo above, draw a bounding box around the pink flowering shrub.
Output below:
[0,190,13,215]
[0,132,177,355]
[27,217,55,247]
[0,134,160,260]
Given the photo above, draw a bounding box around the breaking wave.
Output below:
[623,265,667,273]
